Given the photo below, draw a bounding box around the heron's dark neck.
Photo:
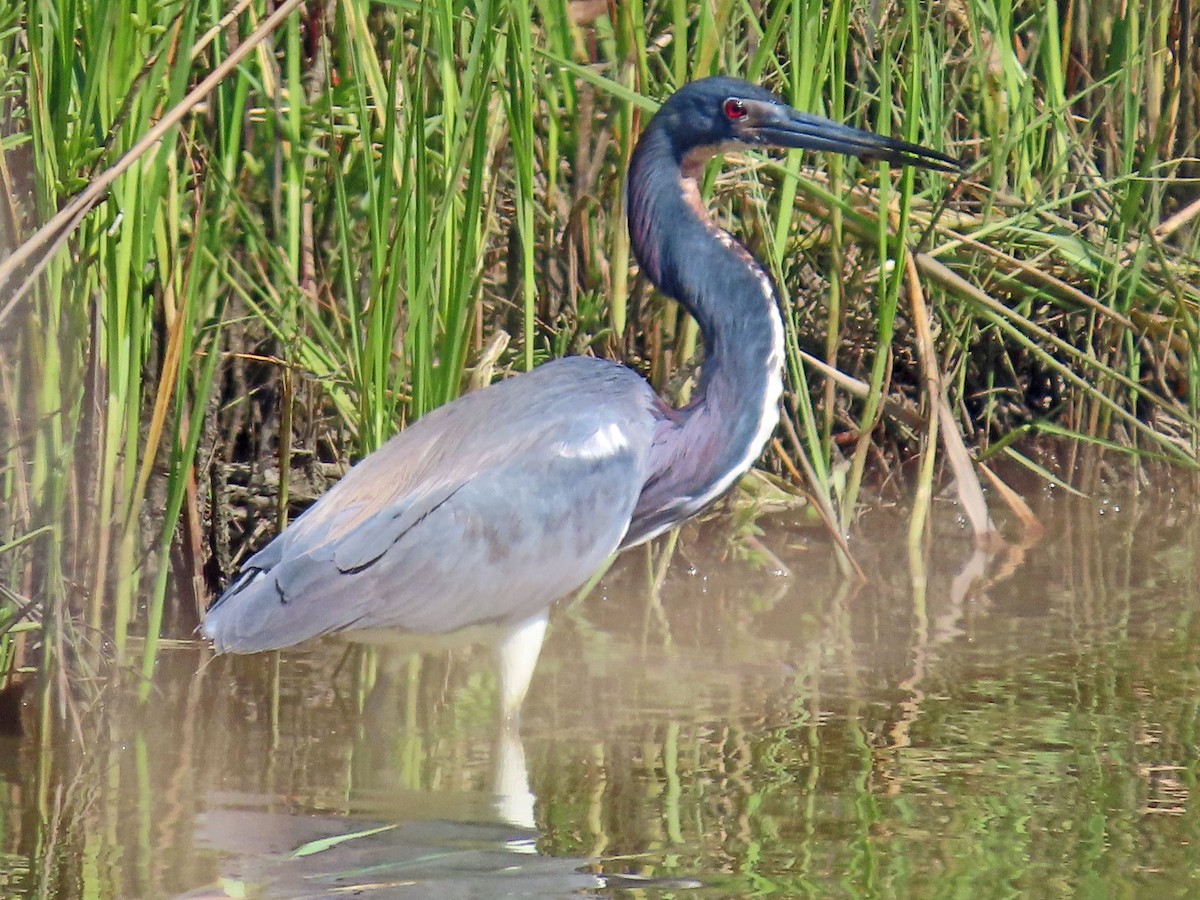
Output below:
[629,130,782,385]
[625,126,784,541]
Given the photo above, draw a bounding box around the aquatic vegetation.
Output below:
[0,2,1196,701]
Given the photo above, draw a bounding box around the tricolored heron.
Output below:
[202,76,958,717]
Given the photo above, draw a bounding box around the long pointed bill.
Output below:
[755,106,962,173]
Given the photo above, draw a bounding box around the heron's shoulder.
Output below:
[455,356,657,421]
[508,355,649,391]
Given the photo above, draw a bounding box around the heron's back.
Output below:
[202,357,665,652]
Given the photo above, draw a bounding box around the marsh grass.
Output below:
[0,0,1197,700]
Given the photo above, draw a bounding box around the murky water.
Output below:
[3,488,1200,897]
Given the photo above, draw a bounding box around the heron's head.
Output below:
[654,76,961,174]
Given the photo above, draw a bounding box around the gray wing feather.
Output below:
[329,483,462,572]
[202,358,662,652]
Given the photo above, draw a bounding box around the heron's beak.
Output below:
[753,105,962,173]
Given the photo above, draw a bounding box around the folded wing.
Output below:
[203,358,661,652]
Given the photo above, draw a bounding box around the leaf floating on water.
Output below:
[290,824,400,858]
[601,872,706,890]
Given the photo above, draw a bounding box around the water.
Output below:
[3,489,1200,897]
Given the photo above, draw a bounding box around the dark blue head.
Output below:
[627,76,960,320]
[648,76,960,173]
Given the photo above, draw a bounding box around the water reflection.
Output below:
[351,650,536,828]
[3,490,1200,896]
[191,811,591,897]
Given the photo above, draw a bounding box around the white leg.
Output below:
[493,611,548,723]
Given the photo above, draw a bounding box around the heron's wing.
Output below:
[329,483,463,572]
[275,359,653,570]
[203,359,662,652]
[246,481,464,575]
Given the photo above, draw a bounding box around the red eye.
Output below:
[723,98,747,120]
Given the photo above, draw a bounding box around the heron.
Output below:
[202,76,958,718]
